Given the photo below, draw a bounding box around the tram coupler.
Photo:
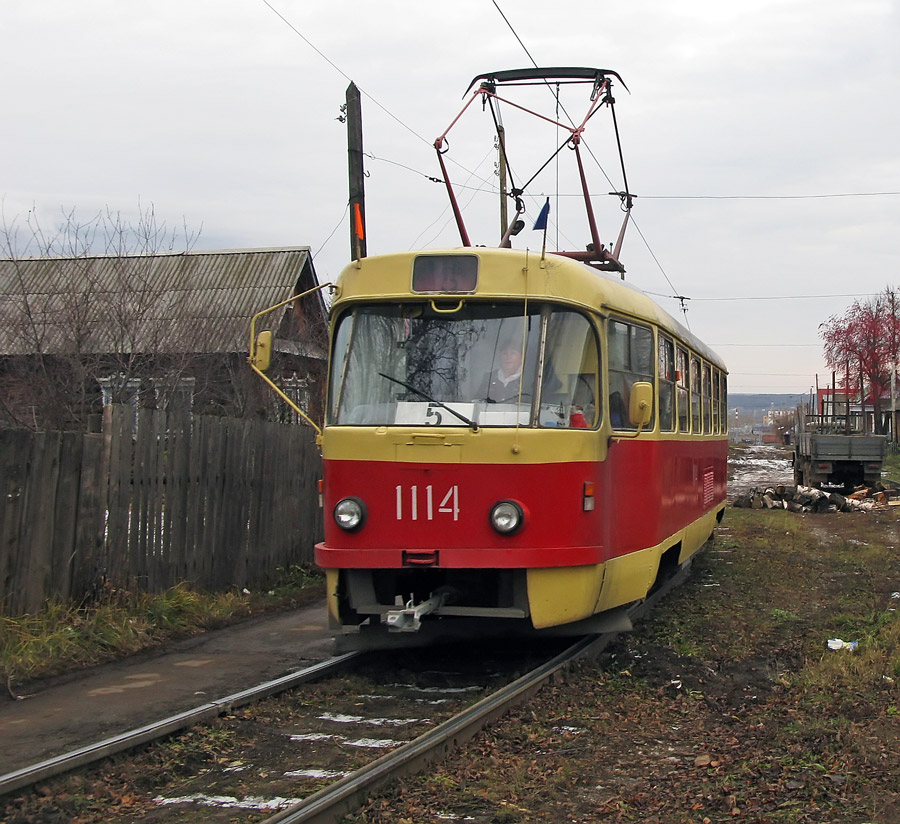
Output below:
[385,592,448,632]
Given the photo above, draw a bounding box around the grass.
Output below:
[0,565,324,689]
[883,449,900,483]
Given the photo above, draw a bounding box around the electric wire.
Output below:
[629,216,687,326]
[267,0,889,344]
[491,0,540,68]
[260,0,429,149]
[260,0,495,193]
[640,191,900,200]
[410,144,498,249]
[361,152,898,205]
[646,292,883,302]
[311,201,350,268]
[488,0,687,321]
[711,343,821,347]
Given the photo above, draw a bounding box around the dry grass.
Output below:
[0,565,323,688]
[346,507,900,823]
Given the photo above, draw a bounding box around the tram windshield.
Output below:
[328,302,600,429]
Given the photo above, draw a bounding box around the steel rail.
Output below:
[0,651,365,797]
[262,561,693,824]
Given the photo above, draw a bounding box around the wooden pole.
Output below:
[346,83,367,260]
[498,125,509,246]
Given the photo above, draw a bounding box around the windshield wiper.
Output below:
[378,372,479,431]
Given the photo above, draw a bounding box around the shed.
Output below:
[0,246,329,429]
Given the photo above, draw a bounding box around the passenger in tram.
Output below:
[609,390,627,428]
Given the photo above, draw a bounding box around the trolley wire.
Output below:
[640,191,900,200]
[645,291,883,302]
[260,0,497,194]
[361,152,898,205]
[265,0,889,328]
[260,0,427,149]
[490,0,687,321]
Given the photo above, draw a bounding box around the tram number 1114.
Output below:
[395,484,460,521]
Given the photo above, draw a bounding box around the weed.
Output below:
[268,564,324,596]
[426,773,460,790]
[770,607,801,622]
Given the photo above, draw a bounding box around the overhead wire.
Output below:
[267,0,890,335]
[411,144,499,249]
[491,0,540,68]
[490,0,688,322]
[712,343,822,347]
[491,0,628,259]
[260,0,499,197]
[361,152,896,204]
[260,0,429,149]
[312,201,350,267]
[645,291,882,302]
[640,191,900,200]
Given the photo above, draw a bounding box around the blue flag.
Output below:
[533,198,550,231]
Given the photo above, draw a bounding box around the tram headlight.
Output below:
[490,500,524,535]
[334,497,366,532]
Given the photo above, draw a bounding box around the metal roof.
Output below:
[0,247,328,357]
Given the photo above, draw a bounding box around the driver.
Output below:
[480,340,529,403]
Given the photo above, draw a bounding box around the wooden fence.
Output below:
[0,405,323,615]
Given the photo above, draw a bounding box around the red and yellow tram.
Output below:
[252,68,728,648]
[315,246,726,648]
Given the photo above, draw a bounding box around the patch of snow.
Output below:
[153,794,300,810]
[318,712,421,726]
[343,738,398,748]
[283,768,350,779]
[390,684,482,693]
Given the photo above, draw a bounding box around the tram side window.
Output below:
[676,347,689,433]
[713,368,722,433]
[658,334,676,432]
[712,368,720,433]
[702,363,712,434]
[608,319,655,430]
[720,371,729,434]
[541,310,600,429]
[690,356,701,434]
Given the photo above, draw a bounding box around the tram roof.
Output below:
[334,248,725,371]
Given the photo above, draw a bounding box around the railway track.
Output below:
[0,652,365,797]
[1,561,692,823]
[263,564,690,824]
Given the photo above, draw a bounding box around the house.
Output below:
[0,246,329,430]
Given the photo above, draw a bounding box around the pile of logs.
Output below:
[732,484,894,513]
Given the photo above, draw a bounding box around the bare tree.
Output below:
[0,202,203,430]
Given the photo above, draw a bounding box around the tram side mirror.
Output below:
[628,381,653,428]
[252,330,273,372]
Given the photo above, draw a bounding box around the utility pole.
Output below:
[346,82,367,260]
[497,125,509,246]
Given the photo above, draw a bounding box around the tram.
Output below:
[252,68,728,649]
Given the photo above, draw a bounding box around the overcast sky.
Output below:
[3,0,899,395]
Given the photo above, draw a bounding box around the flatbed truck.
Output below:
[793,414,886,488]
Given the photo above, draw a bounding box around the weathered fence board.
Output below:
[0,431,31,607]
[71,433,106,599]
[0,408,323,615]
